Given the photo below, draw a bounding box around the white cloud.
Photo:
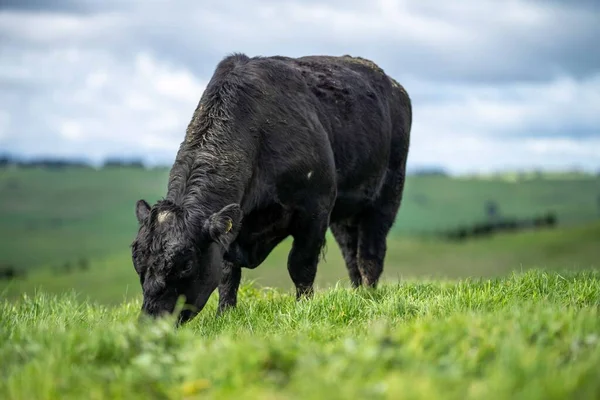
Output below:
[0,45,207,160]
[3,0,598,81]
[85,70,109,90]
[0,10,125,45]
[409,134,600,174]
[134,53,204,103]
[524,137,600,158]
[0,0,598,172]
[411,73,600,136]
[58,120,83,140]
[407,73,600,172]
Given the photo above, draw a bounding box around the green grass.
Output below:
[1,168,599,398]
[400,173,600,235]
[0,167,169,271]
[1,270,599,399]
[2,220,598,305]
[1,167,599,273]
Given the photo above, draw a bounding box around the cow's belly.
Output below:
[225,202,293,268]
[329,194,369,222]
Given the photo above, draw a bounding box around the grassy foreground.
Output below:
[1,270,599,399]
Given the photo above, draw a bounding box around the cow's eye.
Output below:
[178,252,195,275]
[180,262,194,277]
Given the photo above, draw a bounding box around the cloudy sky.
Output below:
[0,0,599,174]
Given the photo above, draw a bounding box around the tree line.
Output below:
[0,154,146,169]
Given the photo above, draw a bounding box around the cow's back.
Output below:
[268,55,397,197]
[296,55,407,215]
[226,54,409,219]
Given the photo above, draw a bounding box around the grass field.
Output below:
[0,167,167,272]
[1,167,599,399]
[1,270,599,399]
[1,166,599,304]
[1,219,599,305]
[1,167,599,274]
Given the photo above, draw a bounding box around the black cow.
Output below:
[131,53,412,323]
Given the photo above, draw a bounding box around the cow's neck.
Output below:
[165,71,256,221]
[165,135,251,221]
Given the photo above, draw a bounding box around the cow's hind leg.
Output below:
[330,220,361,288]
[358,173,406,288]
[356,208,393,288]
[287,207,331,299]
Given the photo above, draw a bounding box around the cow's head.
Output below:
[131,199,242,324]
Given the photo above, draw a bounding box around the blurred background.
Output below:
[0,0,599,304]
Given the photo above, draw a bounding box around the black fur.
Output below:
[131,53,412,323]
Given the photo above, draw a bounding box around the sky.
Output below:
[0,0,599,174]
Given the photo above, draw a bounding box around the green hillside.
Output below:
[0,167,169,272]
[1,167,598,275]
[2,219,598,305]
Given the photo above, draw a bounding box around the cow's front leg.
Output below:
[218,236,287,315]
[217,260,241,315]
[287,209,330,300]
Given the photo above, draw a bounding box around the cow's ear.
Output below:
[136,199,151,224]
[204,204,243,248]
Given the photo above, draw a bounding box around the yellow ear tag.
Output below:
[225,218,233,233]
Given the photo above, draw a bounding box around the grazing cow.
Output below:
[131,53,412,323]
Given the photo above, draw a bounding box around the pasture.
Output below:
[1,270,599,399]
[1,167,599,399]
[1,218,599,305]
[0,167,599,303]
[0,166,598,274]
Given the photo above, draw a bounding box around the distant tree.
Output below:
[545,212,557,227]
[129,160,145,168]
[12,157,91,169]
[485,200,499,219]
[0,264,25,280]
[103,157,145,169]
[0,154,12,167]
[78,258,90,271]
[410,166,449,177]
